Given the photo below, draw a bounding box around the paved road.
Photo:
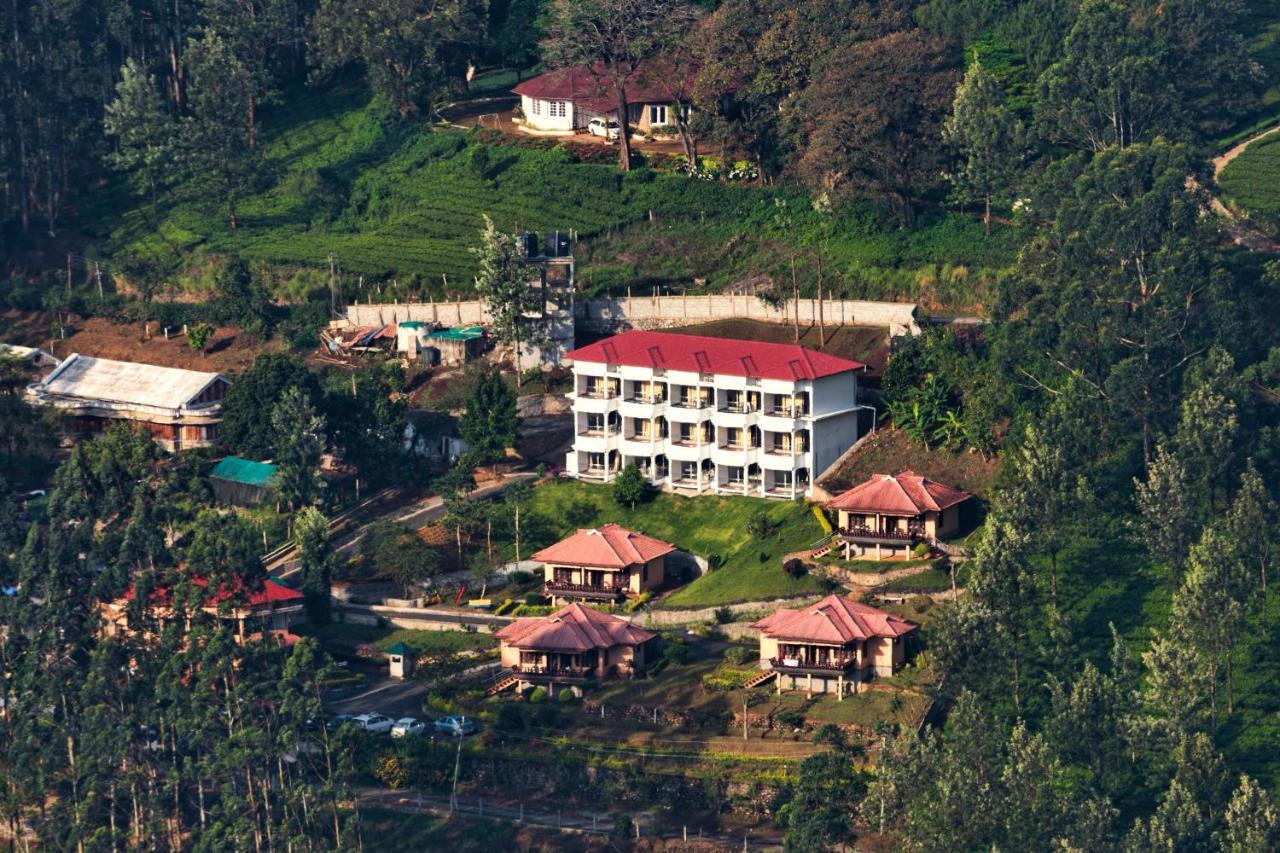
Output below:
[355,787,780,850]
[328,676,429,718]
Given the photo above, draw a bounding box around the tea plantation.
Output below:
[96,81,1017,309]
[1219,131,1280,230]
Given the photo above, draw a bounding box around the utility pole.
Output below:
[94,262,103,299]
[743,694,748,741]
[66,253,72,296]
[329,254,337,315]
[449,736,463,813]
[817,255,826,348]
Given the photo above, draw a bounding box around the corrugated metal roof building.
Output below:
[27,353,229,451]
[209,456,278,506]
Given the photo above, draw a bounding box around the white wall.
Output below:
[520,95,576,132]
[811,410,860,477]
[809,372,860,418]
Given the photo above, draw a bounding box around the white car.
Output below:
[351,713,393,734]
[587,117,621,142]
[390,717,426,738]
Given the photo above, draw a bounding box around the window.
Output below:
[649,104,668,126]
[775,471,793,488]
[588,452,605,471]
[587,413,604,433]
[728,466,745,485]
[531,99,542,116]
[550,100,566,117]
[681,461,698,480]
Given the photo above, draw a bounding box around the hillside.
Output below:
[87,81,1018,313]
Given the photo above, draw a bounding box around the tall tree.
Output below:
[541,0,697,171]
[104,59,177,210]
[271,387,326,511]
[470,215,545,383]
[942,56,1022,235]
[1219,774,1280,852]
[294,507,334,623]
[221,354,320,457]
[792,29,958,226]
[309,0,487,116]
[1225,461,1279,612]
[459,368,517,470]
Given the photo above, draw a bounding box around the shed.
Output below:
[385,641,416,679]
[426,326,485,366]
[210,457,279,506]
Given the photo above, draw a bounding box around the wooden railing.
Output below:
[513,664,592,679]
[770,655,858,673]
[545,579,627,595]
[840,523,924,542]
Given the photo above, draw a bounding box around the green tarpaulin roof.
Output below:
[210,456,278,488]
[385,642,413,656]
[427,326,483,341]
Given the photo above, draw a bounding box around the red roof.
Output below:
[566,331,863,381]
[826,470,971,516]
[123,575,303,610]
[751,594,916,645]
[532,523,676,569]
[512,62,694,112]
[495,602,655,653]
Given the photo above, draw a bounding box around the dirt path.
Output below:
[1213,125,1280,179]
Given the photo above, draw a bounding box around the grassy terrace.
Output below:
[1220,131,1280,229]
[517,480,828,608]
[93,80,1017,310]
[296,623,497,657]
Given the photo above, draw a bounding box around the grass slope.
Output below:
[95,81,1016,311]
[297,623,496,656]
[519,479,827,607]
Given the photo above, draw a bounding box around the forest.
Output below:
[3,0,1280,849]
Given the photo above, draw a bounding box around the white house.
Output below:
[512,63,691,138]
[563,331,866,499]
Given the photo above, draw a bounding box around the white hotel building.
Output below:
[563,331,866,499]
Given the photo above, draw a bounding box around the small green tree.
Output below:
[1219,774,1280,852]
[103,59,175,210]
[186,322,215,355]
[459,369,517,471]
[612,463,648,509]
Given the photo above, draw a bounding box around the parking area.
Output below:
[327,676,428,719]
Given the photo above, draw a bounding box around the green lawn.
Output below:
[879,564,967,593]
[297,623,497,656]
[92,80,1016,310]
[516,480,828,608]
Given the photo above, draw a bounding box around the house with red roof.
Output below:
[492,602,656,695]
[563,330,866,499]
[100,574,306,645]
[825,471,972,560]
[534,523,677,603]
[750,594,918,697]
[512,62,693,139]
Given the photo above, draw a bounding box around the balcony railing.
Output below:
[545,580,627,597]
[578,428,620,437]
[840,523,925,542]
[578,389,619,400]
[770,655,858,673]
[671,398,712,410]
[766,407,808,418]
[624,395,666,405]
[513,664,592,680]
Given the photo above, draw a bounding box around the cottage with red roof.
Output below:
[100,574,305,645]
[492,602,656,696]
[563,330,866,499]
[750,594,918,698]
[534,523,676,603]
[826,471,972,560]
[512,62,692,139]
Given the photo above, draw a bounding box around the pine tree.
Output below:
[293,507,333,623]
[470,215,546,384]
[459,369,517,469]
[1219,774,1280,852]
[942,56,1022,235]
[271,387,326,511]
[103,59,176,210]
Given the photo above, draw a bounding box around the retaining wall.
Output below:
[343,296,918,338]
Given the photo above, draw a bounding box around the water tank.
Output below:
[543,231,570,258]
[518,232,538,257]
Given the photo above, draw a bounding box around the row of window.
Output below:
[528,102,671,125]
[585,453,799,488]
[530,99,568,118]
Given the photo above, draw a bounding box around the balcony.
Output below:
[760,409,809,432]
[620,397,666,419]
[575,429,619,453]
[769,654,859,675]
[667,439,713,462]
[513,664,593,681]
[839,522,925,545]
[623,432,664,451]
[545,579,627,599]
[573,389,620,414]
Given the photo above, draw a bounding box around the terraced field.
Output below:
[97,80,1017,310]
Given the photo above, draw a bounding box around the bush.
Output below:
[776,710,806,729]
[557,688,577,704]
[528,686,549,703]
[705,553,723,571]
[624,591,651,613]
[714,605,734,625]
[723,645,753,665]
[509,569,534,586]
[744,512,780,539]
[702,669,757,691]
[782,558,808,578]
[524,592,544,606]
[912,542,931,558]
[662,639,691,667]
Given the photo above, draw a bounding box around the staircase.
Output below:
[485,674,519,697]
[742,670,777,689]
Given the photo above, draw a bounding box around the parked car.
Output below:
[390,717,426,738]
[433,715,476,736]
[325,714,354,732]
[587,117,621,142]
[352,713,394,734]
